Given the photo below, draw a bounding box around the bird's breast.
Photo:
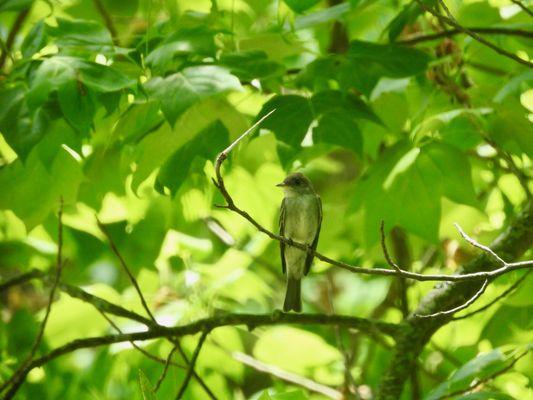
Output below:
[284,195,319,243]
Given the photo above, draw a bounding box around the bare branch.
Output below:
[380,221,402,273]
[400,26,533,45]
[233,352,343,400]
[0,269,43,293]
[92,0,119,46]
[415,279,488,318]
[452,270,531,321]
[454,223,507,265]
[511,0,533,18]
[414,0,533,68]
[155,344,179,392]
[176,330,209,399]
[97,218,157,322]
[0,7,30,69]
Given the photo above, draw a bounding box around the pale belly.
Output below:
[284,195,319,278]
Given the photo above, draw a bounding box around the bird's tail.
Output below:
[283,277,301,312]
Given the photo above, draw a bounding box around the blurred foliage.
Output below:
[0,0,532,399]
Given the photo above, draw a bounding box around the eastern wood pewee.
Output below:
[277,172,322,312]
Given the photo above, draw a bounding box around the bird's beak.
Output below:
[276,182,286,187]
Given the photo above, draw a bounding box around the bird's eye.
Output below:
[294,178,301,185]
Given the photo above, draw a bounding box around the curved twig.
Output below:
[415,279,489,319]
[400,27,533,45]
[452,270,531,321]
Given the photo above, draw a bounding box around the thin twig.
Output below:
[511,0,533,18]
[97,309,185,370]
[174,343,218,400]
[97,218,157,322]
[400,27,533,45]
[0,269,43,293]
[454,223,506,265]
[415,279,489,318]
[92,0,119,46]
[233,352,343,400]
[0,198,65,397]
[415,0,533,68]
[380,221,402,273]
[0,7,30,69]
[452,270,531,321]
[154,344,179,391]
[175,330,209,399]
[440,350,529,399]
[213,115,533,283]
[96,218,216,399]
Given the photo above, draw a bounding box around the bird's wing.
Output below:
[304,194,322,276]
[279,197,287,275]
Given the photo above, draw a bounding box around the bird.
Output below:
[277,172,322,312]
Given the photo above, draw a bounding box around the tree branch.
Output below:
[0,310,399,398]
[175,330,209,399]
[377,199,533,399]
[400,27,533,45]
[414,0,533,68]
[415,279,488,318]
[511,0,533,18]
[452,270,531,321]
[0,7,30,70]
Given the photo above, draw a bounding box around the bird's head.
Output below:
[276,172,315,196]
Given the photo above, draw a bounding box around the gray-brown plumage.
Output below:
[277,172,322,312]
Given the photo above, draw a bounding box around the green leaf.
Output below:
[311,90,383,126]
[257,95,314,147]
[283,0,321,14]
[253,327,341,375]
[0,130,83,229]
[27,56,135,109]
[145,66,241,126]
[47,17,113,47]
[58,80,95,135]
[0,0,33,12]
[420,142,479,207]
[138,369,157,400]
[146,26,216,73]
[21,20,46,58]
[424,347,527,400]
[313,110,362,155]
[294,2,350,30]
[112,101,163,143]
[156,121,229,195]
[493,70,533,103]
[385,2,423,42]
[345,40,431,95]
[219,51,285,81]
